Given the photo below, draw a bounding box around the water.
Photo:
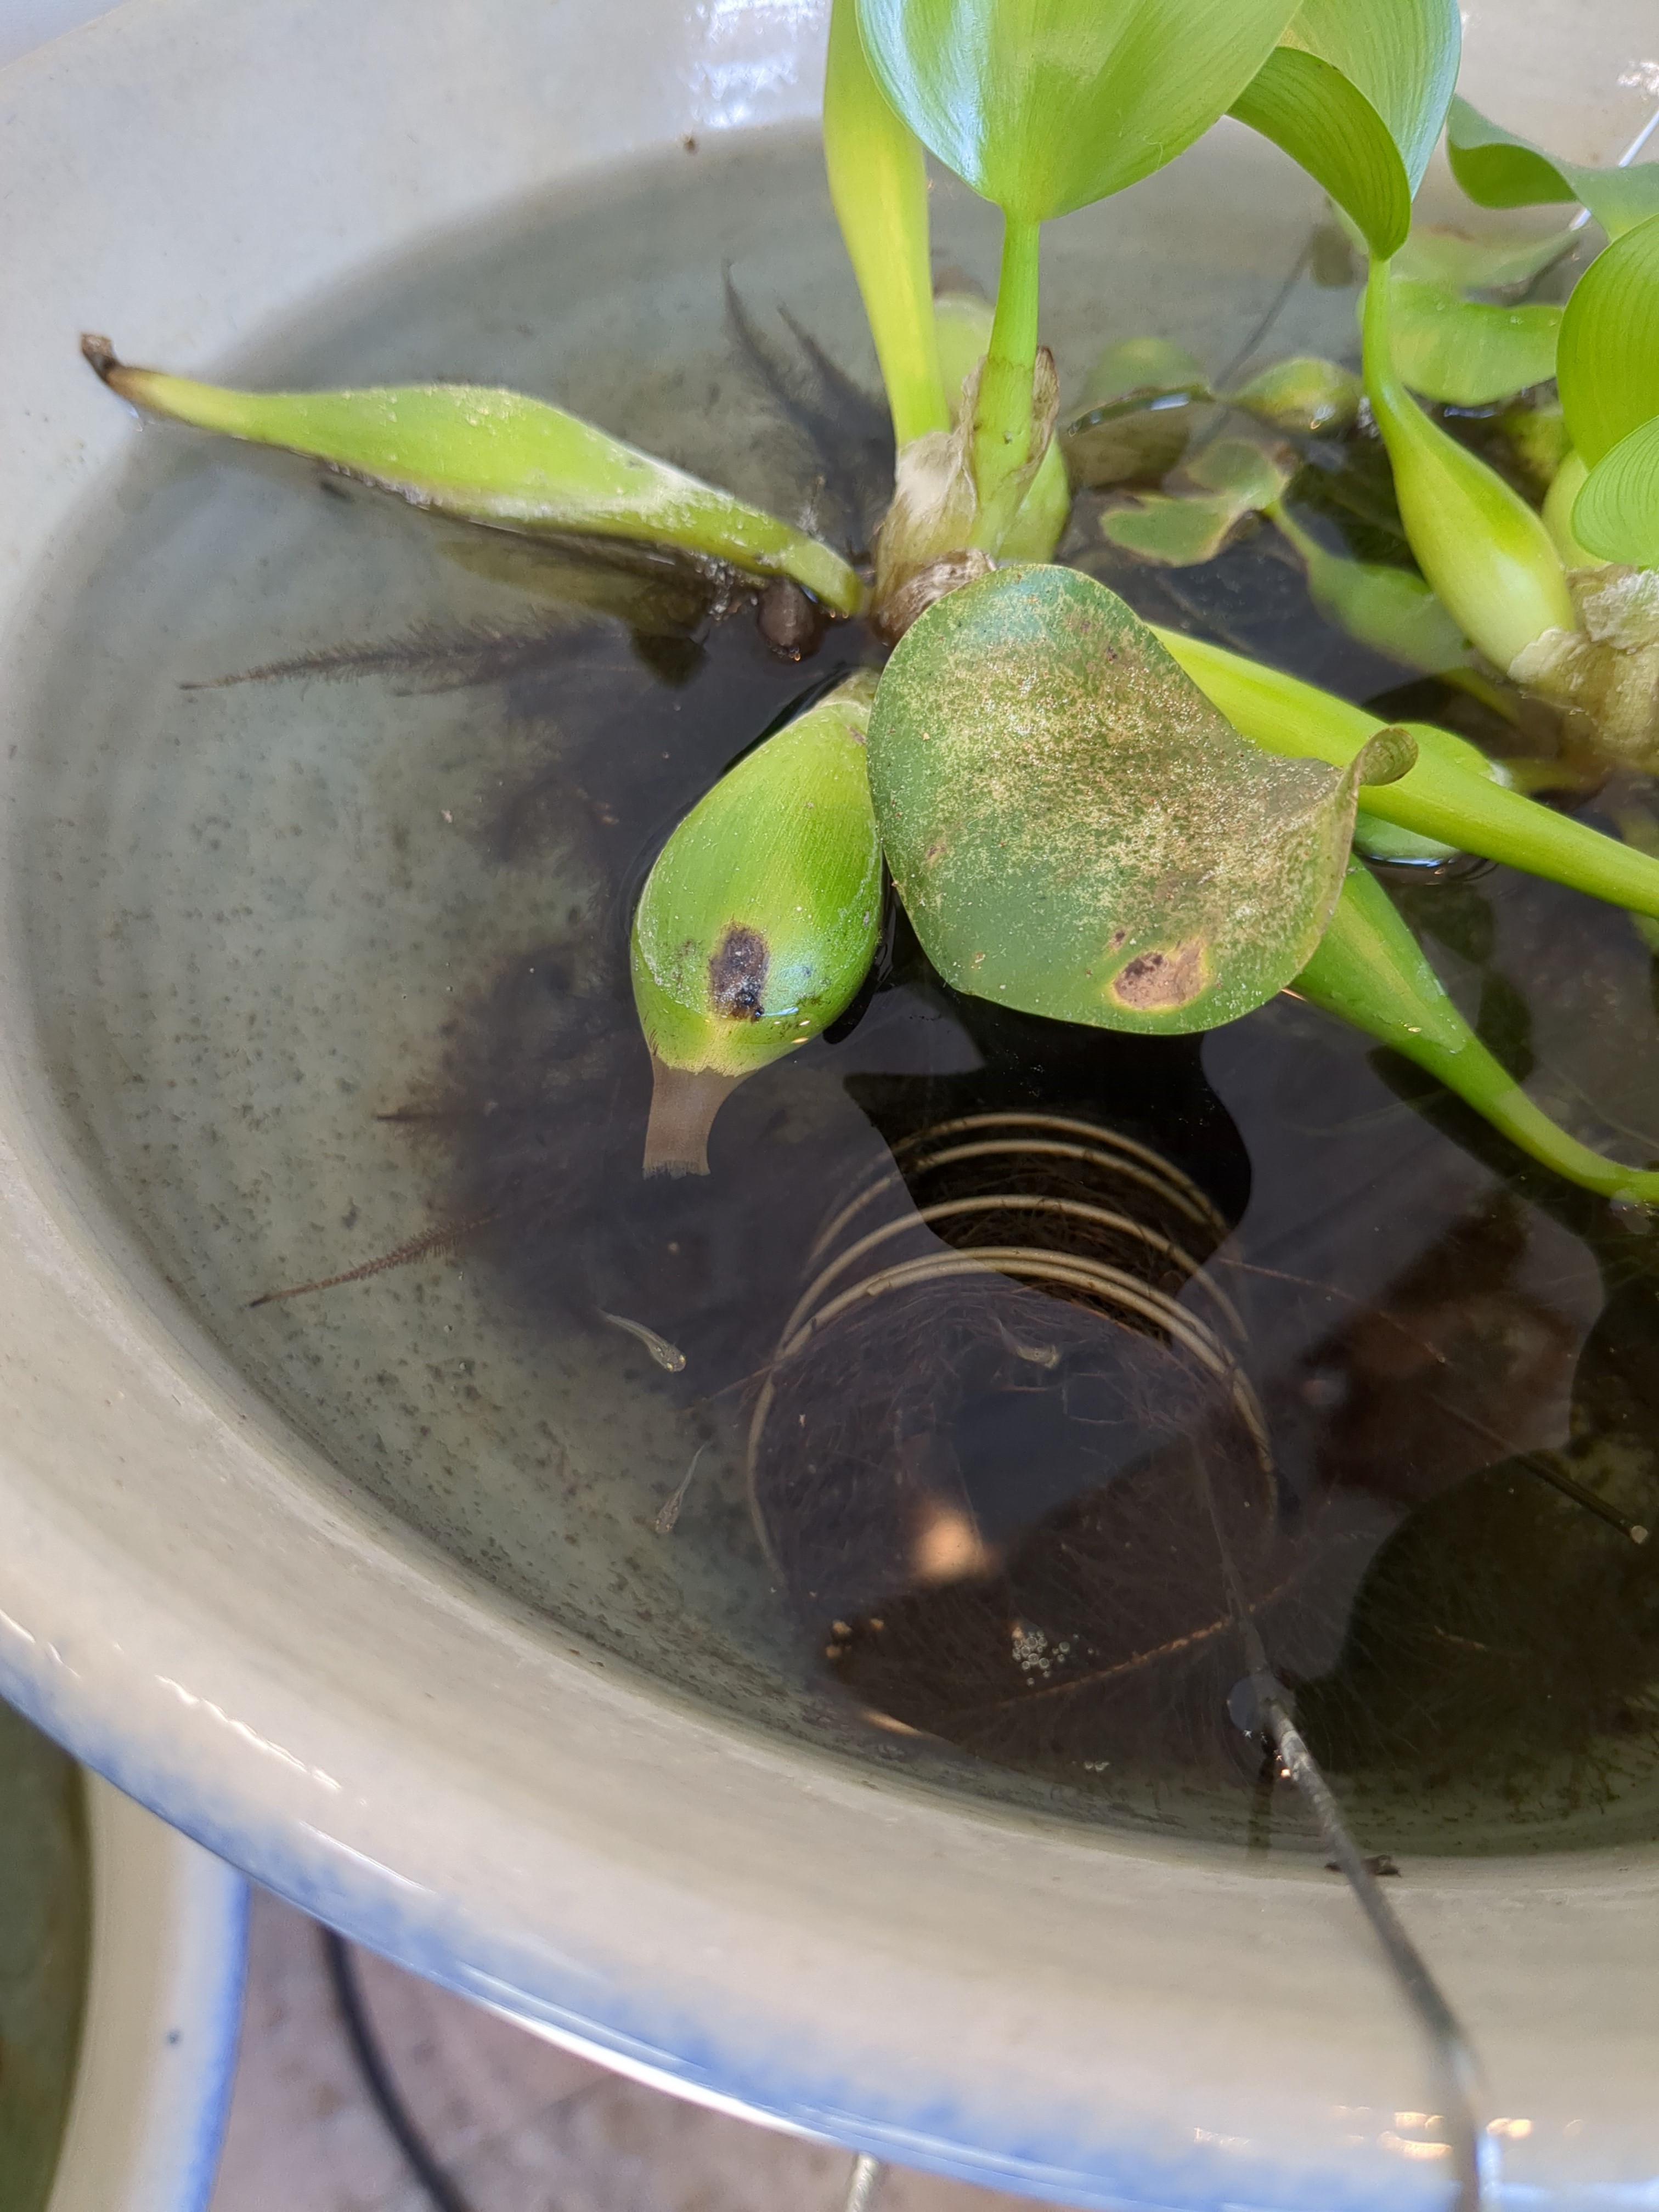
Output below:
[16,126,1659,1854]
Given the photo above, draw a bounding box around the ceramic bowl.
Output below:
[4,4,1659,2208]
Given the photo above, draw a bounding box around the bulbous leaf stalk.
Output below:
[1159,628,1659,915]
[1359,263,1575,675]
[631,673,883,1177]
[934,292,1069,558]
[83,340,864,616]
[1297,864,1659,1207]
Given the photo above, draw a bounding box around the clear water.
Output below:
[18,127,1659,1854]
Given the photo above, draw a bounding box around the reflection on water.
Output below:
[18,129,1659,1854]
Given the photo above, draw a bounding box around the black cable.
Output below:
[320,1925,480,2212]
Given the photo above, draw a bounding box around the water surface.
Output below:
[18,127,1659,1854]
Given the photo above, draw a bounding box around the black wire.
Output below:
[320,1925,480,2212]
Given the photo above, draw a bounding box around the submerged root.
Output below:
[248,1207,501,1306]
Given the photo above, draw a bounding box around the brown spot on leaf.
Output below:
[1110,939,1208,1012]
[708,924,769,1020]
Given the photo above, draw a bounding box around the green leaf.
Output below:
[1231,48,1411,257]
[83,340,864,616]
[1447,97,1659,241]
[1572,417,1659,568]
[1395,223,1575,291]
[1081,336,1208,407]
[1555,212,1659,566]
[1062,341,1209,488]
[1285,0,1460,193]
[866,564,1405,1035]
[823,0,950,447]
[1556,210,1659,466]
[853,0,1301,224]
[1388,274,1560,405]
[1227,356,1361,434]
[1269,503,1469,671]
[1297,862,1659,1204]
[1098,437,1291,565]
[1229,0,1461,255]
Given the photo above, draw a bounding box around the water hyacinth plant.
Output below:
[85,0,1659,1210]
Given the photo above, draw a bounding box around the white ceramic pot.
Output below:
[3,5,1659,2209]
[44,1773,246,2212]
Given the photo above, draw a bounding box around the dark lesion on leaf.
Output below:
[1110,939,1209,1012]
[709,923,770,1019]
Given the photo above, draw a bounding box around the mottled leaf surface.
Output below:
[866,565,1401,1035]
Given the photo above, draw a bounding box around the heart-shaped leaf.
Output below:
[1388,275,1561,405]
[1081,336,1209,408]
[1556,211,1659,565]
[83,340,863,614]
[1232,49,1411,258]
[1098,437,1291,565]
[1230,0,1460,256]
[866,564,1408,1034]
[1448,97,1659,241]
[852,0,1300,224]
[1557,210,1659,467]
[1571,417,1659,569]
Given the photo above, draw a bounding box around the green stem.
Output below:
[970,215,1042,531]
[1298,865,1659,1206]
[1157,627,1659,919]
[1361,259,1575,672]
[822,0,949,448]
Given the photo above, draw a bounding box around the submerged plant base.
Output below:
[1511,566,1659,765]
